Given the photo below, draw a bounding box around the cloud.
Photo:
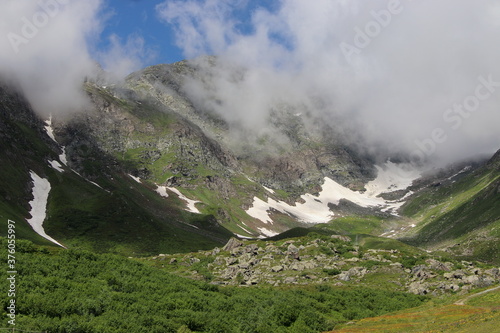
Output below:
[0,0,154,117]
[158,0,500,165]
[97,33,157,81]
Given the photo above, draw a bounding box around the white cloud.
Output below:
[158,0,500,164]
[0,0,154,117]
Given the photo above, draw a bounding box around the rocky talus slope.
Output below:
[149,235,500,296]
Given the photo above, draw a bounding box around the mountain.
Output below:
[0,59,499,260]
[0,81,233,255]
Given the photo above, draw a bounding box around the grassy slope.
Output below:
[0,88,233,256]
[332,287,500,332]
[400,166,500,263]
[44,169,233,255]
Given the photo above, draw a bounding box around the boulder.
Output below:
[271,265,284,272]
[331,235,352,242]
[408,282,429,295]
[223,238,244,252]
[425,259,450,271]
[338,272,351,281]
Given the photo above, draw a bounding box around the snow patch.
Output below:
[364,161,421,197]
[167,187,201,214]
[155,185,169,198]
[235,234,254,239]
[264,186,275,194]
[48,160,64,172]
[246,162,421,224]
[128,174,141,183]
[447,166,472,180]
[26,171,65,248]
[257,227,279,238]
[59,147,68,165]
[88,180,104,189]
[44,116,57,143]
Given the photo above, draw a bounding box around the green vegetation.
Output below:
[0,239,428,332]
[401,168,500,264]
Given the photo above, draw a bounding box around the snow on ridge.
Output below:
[128,174,141,183]
[44,116,57,143]
[59,147,68,165]
[264,186,275,194]
[447,166,472,181]
[167,187,201,214]
[48,160,64,172]
[26,171,65,248]
[246,162,422,225]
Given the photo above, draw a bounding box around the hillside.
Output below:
[0,238,429,332]
[399,151,500,264]
[0,82,233,255]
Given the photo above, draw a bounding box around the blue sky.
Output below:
[99,0,277,66]
[100,0,181,65]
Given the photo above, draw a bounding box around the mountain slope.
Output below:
[400,151,500,263]
[0,81,233,255]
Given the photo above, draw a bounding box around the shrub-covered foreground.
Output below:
[1,239,427,332]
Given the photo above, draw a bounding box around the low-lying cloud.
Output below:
[158,0,500,165]
[0,0,152,118]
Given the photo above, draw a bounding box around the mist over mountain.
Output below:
[160,0,500,166]
[1,0,498,167]
[0,0,153,118]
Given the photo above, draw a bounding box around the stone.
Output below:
[284,277,298,284]
[220,266,239,280]
[289,263,304,271]
[338,272,351,282]
[485,268,499,278]
[244,244,259,254]
[331,235,352,242]
[223,238,244,252]
[271,265,284,272]
[190,257,200,264]
[452,270,466,279]
[408,282,429,295]
[226,257,238,265]
[302,261,317,270]
[287,244,300,260]
[425,259,450,271]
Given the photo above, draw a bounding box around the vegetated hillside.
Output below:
[0,81,232,256]
[149,232,500,297]
[400,151,500,264]
[0,238,428,332]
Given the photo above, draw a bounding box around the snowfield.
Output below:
[246,162,421,227]
[26,171,65,248]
